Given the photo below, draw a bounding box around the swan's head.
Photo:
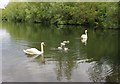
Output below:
[41,42,45,46]
[85,30,87,34]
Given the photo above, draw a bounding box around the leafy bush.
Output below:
[2,2,119,29]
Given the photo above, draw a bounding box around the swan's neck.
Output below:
[85,32,87,35]
[41,44,44,53]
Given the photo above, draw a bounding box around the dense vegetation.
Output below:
[2,2,119,28]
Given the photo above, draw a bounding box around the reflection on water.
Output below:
[1,23,120,82]
[26,54,45,64]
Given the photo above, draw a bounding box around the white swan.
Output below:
[23,42,45,55]
[63,40,70,44]
[81,30,87,39]
[58,46,62,50]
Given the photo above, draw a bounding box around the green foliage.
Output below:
[2,2,119,28]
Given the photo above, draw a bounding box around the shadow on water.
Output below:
[1,22,120,82]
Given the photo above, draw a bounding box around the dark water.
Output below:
[1,23,120,82]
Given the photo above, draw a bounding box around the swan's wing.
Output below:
[81,34,87,39]
[26,48,40,52]
[30,48,39,51]
[81,34,85,38]
[24,48,38,53]
[23,49,35,55]
[23,48,42,55]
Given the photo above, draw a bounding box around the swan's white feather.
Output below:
[81,34,87,39]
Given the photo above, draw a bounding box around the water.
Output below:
[1,22,120,82]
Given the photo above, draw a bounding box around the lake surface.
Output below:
[1,22,120,82]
